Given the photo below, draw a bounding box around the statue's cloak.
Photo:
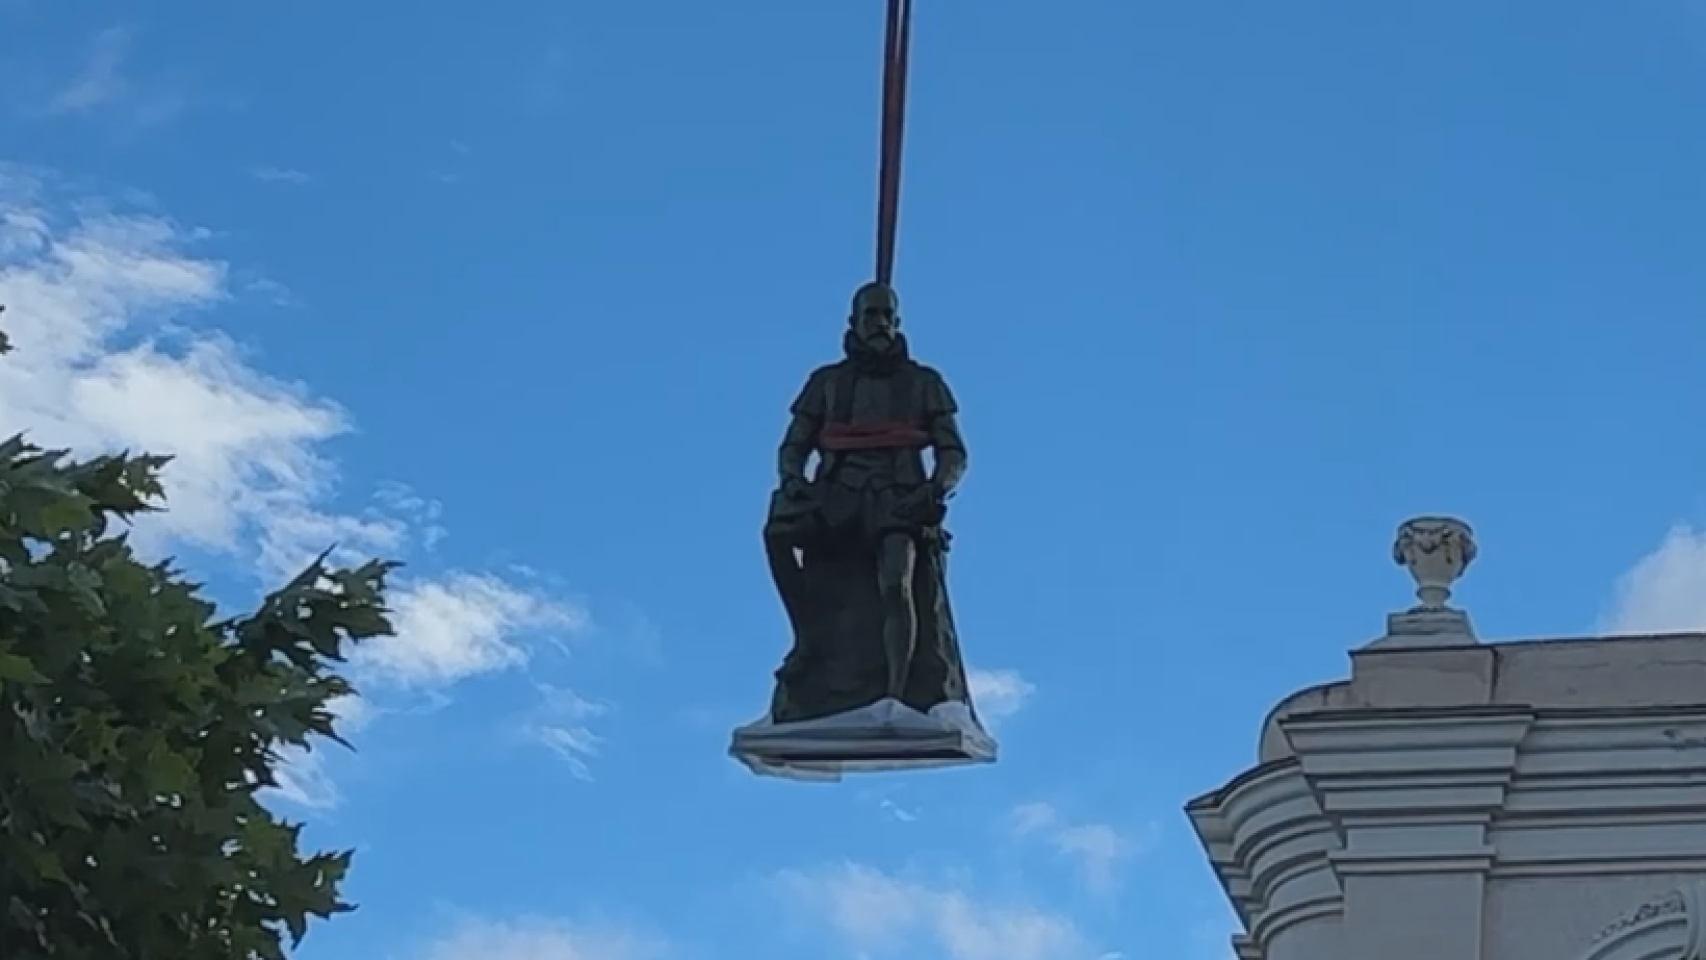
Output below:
[769,523,972,724]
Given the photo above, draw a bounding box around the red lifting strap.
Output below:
[874,0,912,287]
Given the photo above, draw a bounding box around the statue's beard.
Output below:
[844,327,908,372]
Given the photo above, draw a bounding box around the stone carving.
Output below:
[1591,890,1687,943]
[1365,516,1479,649]
[1579,882,1706,960]
[1392,516,1477,611]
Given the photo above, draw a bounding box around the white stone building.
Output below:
[1188,517,1706,960]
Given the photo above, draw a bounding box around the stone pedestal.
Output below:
[1370,607,1477,649]
[729,697,995,781]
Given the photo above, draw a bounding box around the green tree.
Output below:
[0,331,392,958]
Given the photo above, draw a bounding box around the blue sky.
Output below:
[6,2,1706,958]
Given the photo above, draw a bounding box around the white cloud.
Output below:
[419,917,664,960]
[359,574,585,687]
[328,692,375,735]
[0,179,374,575]
[0,168,600,803]
[1008,802,1148,895]
[1604,525,1706,634]
[779,863,1099,960]
[968,667,1034,724]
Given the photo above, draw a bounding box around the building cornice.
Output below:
[1189,703,1706,954]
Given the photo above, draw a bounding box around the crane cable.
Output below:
[874,0,912,287]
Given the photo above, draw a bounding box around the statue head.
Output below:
[849,282,901,349]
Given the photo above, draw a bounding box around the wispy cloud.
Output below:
[778,863,1104,960]
[249,166,314,185]
[47,27,131,114]
[428,141,476,186]
[0,167,601,807]
[45,27,188,128]
[523,43,571,115]
[968,667,1035,725]
[1008,802,1152,895]
[877,797,919,822]
[264,694,372,810]
[418,916,666,960]
[855,786,921,823]
[525,683,607,780]
[241,277,296,308]
[375,480,447,549]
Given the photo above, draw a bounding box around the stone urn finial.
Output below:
[1393,516,1477,611]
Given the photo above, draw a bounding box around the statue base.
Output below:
[1363,606,1479,650]
[729,697,998,782]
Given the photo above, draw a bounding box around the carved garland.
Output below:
[1581,883,1706,960]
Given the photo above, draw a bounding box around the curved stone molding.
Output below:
[1257,681,1355,763]
[1186,760,1344,954]
[1578,883,1706,960]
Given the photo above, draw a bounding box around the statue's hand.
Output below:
[900,484,948,526]
[779,475,812,500]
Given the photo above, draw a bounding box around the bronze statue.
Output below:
[731,283,994,777]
